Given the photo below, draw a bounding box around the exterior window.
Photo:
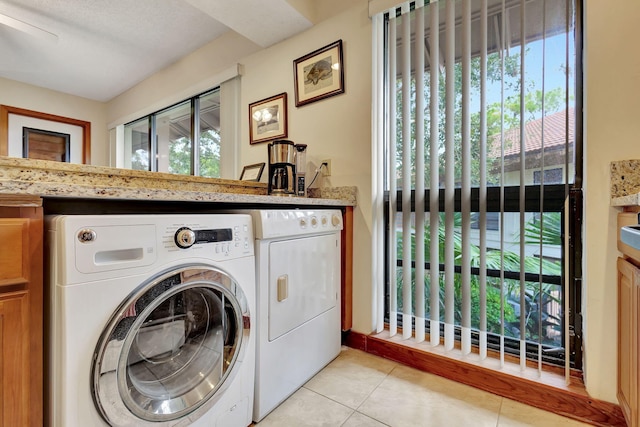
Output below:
[533,168,564,185]
[197,91,221,178]
[123,89,221,177]
[373,0,582,370]
[471,212,499,231]
[125,118,150,171]
[157,101,192,175]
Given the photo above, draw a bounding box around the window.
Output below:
[123,89,222,177]
[372,0,581,372]
[471,212,499,231]
[533,167,563,185]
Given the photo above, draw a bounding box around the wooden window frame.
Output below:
[0,105,91,164]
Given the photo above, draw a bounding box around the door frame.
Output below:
[0,105,91,164]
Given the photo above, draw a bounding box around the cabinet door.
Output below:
[0,291,30,426]
[618,257,639,427]
[0,218,30,287]
[0,202,43,427]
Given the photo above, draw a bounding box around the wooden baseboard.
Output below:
[344,331,626,427]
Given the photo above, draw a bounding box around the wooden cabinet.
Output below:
[0,195,43,427]
[618,257,639,427]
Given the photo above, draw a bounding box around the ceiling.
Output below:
[0,0,316,102]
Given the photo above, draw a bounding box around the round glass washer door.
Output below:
[91,265,250,426]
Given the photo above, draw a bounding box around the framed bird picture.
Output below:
[293,40,344,107]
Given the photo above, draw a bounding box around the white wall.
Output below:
[0,77,108,165]
[583,0,640,403]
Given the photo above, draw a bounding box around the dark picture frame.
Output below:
[249,93,288,145]
[293,40,344,107]
[239,162,266,181]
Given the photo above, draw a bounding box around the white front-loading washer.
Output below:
[46,214,255,427]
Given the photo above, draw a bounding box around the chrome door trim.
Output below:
[91,264,250,426]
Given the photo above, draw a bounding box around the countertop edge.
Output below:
[0,181,356,207]
[611,193,640,207]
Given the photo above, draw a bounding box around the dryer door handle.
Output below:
[277,275,288,302]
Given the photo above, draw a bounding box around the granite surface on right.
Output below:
[611,159,640,206]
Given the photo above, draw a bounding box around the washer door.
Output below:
[91,265,250,426]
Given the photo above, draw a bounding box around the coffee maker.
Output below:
[268,140,296,196]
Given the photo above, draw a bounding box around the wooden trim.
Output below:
[0,106,8,157]
[0,194,42,208]
[341,206,354,331]
[24,205,43,427]
[0,105,91,164]
[344,330,626,427]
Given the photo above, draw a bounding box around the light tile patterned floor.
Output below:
[254,346,593,427]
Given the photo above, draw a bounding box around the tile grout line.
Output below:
[496,397,505,427]
[301,356,399,427]
[349,362,399,426]
[300,386,356,426]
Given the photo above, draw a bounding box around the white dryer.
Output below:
[251,209,343,421]
[46,214,255,427]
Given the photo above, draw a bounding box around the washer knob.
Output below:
[331,214,341,227]
[311,216,318,227]
[175,227,196,249]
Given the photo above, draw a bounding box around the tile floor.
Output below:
[254,346,592,427]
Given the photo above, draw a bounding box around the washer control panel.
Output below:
[55,214,254,281]
[174,226,233,249]
[166,218,252,257]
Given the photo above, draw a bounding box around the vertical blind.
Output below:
[372,0,577,376]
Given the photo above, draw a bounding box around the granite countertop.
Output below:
[0,157,356,207]
[611,160,640,207]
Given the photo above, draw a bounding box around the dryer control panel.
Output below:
[252,209,343,240]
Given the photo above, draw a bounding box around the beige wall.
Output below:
[106,31,261,128]
[583,0,640,403]
[1,0,635,405]
[238,3,374,333]
[0,77,108,165]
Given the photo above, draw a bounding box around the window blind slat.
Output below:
[414,3,426,343]
[499,0,507,368]
[444,0,456,351]
[388,12,398,337]
[479,0,488,360]
[429,0,441,347]
[537,0,547,376]
[461,0,472,355]
[519,0,527,372]
[401,7,413,341]
[372,11,386,334]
